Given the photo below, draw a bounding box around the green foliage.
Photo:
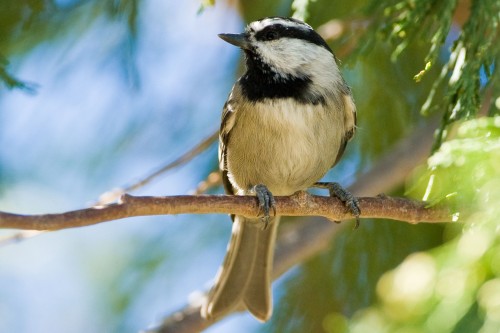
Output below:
[348,122,500,333]
[366,0,458,64]
[430,0,500,150]
[365,0,500,150]
[375,117,500,333]
[409,117,500,213]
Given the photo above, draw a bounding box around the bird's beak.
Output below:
[218,33,251,50]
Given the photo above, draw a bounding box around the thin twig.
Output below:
[96,130,219,205]
[190,171,221,195]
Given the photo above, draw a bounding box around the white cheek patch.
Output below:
[255,39,307,74]
[255,39,335,74]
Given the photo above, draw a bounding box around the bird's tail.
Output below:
[201,215,280,322]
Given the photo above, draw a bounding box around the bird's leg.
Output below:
[252,184,276,229]
[313,182,361,228]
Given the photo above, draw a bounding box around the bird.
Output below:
[201,16,359,322]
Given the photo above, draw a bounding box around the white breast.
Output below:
[226,98,344,196]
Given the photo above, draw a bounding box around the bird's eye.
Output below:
[265,30,278,41]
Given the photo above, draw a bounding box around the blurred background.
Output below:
[1,0,499,332]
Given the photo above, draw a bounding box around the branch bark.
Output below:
[0,192,450,231]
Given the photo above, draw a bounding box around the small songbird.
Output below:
[201,17,359,322]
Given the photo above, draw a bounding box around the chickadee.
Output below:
[201,17,359,322]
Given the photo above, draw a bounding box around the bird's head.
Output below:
[219,17,338,83]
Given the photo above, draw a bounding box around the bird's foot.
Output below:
[313,182,361,228]
[252,184,276,229]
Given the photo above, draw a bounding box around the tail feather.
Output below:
[201,215,280,322]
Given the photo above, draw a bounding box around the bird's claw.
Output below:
[253,184,276,229]
[314,182,361,229]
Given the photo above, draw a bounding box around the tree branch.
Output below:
[0,192,451,231]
